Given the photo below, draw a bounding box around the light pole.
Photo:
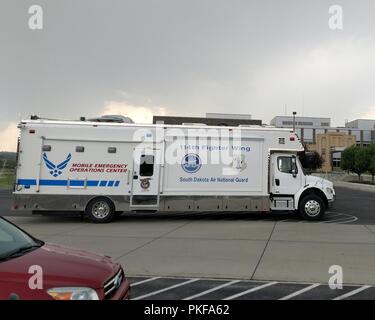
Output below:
[292,112,297,132]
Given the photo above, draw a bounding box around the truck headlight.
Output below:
[47,287,99,300]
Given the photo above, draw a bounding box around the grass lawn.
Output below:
[0,169,15,189]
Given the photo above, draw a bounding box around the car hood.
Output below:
[0,243,119,289]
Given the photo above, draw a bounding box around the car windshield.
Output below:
[0,218,42,260]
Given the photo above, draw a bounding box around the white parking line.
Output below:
[223,281,278,300]
[131,277,160,287]
[133,279,200,300]
[325,212,358,224]
[325,216,356,224]
[279,283,321,300]
[183,280,241,300]
[333,285,371,300]
[335,215,358,224]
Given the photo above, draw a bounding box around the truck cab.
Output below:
[270,152,335,220]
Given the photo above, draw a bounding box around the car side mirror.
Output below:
[8,293,20,300]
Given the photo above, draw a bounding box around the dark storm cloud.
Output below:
[1,0,375,150]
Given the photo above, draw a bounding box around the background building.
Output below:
[153,113,262,126]
[270,116,331,129]
[271,116,375,171]
[271,116,375,146]
[344,119,375,146]
[310,133,356,172]
[271,116,330,145]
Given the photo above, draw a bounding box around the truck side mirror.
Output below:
[291,156,298,178]
[292,168,297,178]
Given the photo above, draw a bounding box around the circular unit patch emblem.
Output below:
[140,178,151,189]
[181,154,202,174]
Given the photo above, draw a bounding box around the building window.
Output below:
[282,121,294,126]
[332,152,342,168]
[332,159,341,168]
[298,122,313,126]
[321,122,330,127]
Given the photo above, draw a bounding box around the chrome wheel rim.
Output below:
[304,200,321,217]
[92,201,110,219]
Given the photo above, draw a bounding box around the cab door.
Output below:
[270,153,302,195]
[130,147,161,209]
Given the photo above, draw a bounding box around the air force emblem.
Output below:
[43,153,72,177]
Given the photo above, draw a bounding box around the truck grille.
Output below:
[104,268,124,299]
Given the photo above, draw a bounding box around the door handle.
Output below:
[133,175,138,180]
[275,179,280,186]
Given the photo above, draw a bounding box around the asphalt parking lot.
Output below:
[127,276,375,300]
[1,185,373,224]
[1,184,375,298]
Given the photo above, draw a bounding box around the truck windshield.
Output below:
[0,218,43,261]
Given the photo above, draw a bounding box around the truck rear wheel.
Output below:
[86,197,115,223]
[298,194,325,221]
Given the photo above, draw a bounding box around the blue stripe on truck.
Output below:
[17,179,120,187]
[17,179,37,186]
[40,180,68,186]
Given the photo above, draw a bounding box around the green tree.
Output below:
[340,145,356,173]
[352,147,370,181]
[5,159,16,169]
[367,144,375,183]
[299,151,323,173]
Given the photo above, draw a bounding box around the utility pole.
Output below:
[292,112,297,132]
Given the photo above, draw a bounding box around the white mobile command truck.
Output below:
[12,116,335,223]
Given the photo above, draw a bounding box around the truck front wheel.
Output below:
[298,194,326,221]
[86,197,115,223]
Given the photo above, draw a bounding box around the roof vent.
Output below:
[87,115,134,124]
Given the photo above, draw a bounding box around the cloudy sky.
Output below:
[1,0,375,151]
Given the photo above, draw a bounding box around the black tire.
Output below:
[85,197,115,223]
[298,194,326,221]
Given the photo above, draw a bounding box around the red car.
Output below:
[0,217,130,300]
